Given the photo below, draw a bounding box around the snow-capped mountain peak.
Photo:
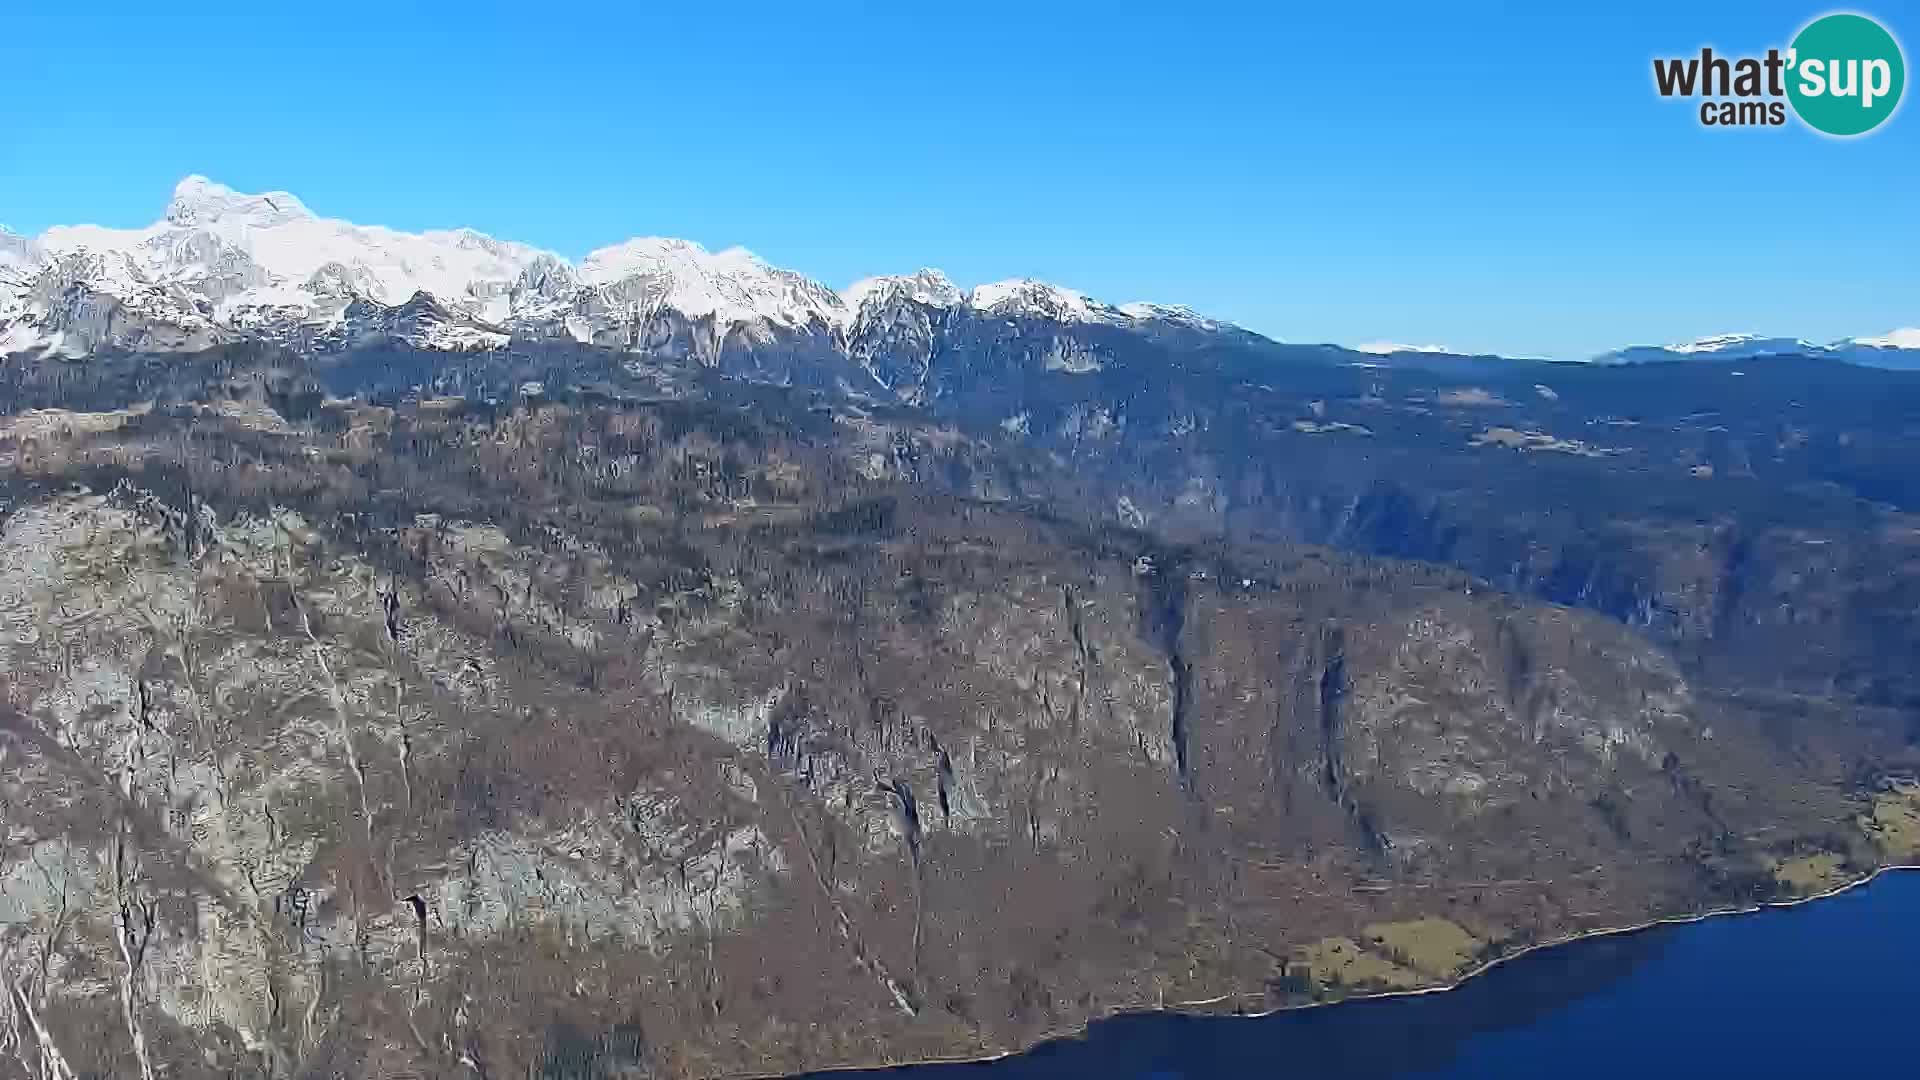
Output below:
[969,278,1110,322]
[843,269,964,314]
[964,280,1229,331]
[1851,328,1920,350]
[35,177,557,321]
[164,175,314,228]
[578,236,844,329]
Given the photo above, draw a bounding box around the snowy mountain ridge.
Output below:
[1595,330,1920,369]
[4,177,1915,371]
[1854,328,1920,350]
[0,177,1231,360]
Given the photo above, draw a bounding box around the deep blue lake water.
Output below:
[812,870,1920,1079]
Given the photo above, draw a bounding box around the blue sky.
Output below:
[2,1,1915,358]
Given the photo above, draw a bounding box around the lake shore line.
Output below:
[757,860,1920,1079]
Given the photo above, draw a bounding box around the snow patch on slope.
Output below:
[1356,341,1449,355]
[1665,333,1817,355]
[1117,302,1221,329]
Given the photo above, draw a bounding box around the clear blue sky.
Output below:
[2,1,1915,358]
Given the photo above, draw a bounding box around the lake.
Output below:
[809,870,1920,1079]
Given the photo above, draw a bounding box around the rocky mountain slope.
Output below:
[0,331,1916,1078]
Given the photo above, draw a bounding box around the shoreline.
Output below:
[749,860,1920,1079]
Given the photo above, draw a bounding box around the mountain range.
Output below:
[1594,331,1920,370]
[0,178,1252,375]
[4,178,1920,1080]
[4,177,1915,375]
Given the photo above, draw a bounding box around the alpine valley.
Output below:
[2,179,1919,1080]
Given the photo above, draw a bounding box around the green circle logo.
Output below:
[1787,13,1906,136]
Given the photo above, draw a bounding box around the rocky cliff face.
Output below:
[0,358,1914,1077]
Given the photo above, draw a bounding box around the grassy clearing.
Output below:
[1770,852,1850,895]
[1361,917,1484,978]
[1295,936,1424,992]
[1859,785,1920,858]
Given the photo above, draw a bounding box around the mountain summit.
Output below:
[163,175,316,227]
